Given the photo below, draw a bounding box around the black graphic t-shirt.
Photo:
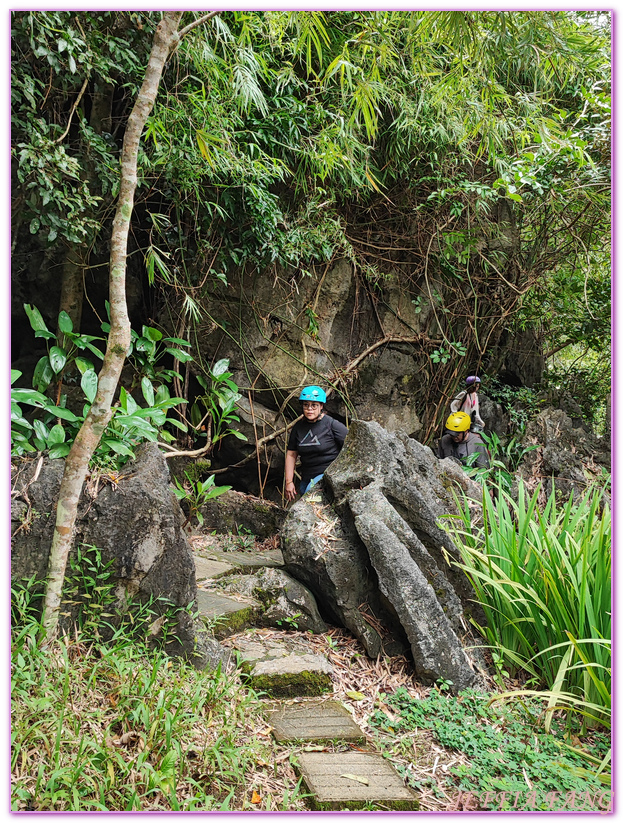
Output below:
[287,414,348,482]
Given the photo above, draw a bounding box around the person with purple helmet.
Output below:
[450,375,485,430]
[284,385,348,500]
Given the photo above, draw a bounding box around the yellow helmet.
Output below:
[446,411,471,432]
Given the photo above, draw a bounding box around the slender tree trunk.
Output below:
[41,12,184,641]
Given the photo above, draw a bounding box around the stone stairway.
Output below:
[263,698,419,810]
[190,542,419,810]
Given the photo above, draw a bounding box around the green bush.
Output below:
[441,482,611,728]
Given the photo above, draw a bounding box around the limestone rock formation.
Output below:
[281,420,487,692]
[11,443,230,671]
[221,566,327,633]
[517,407,610,500]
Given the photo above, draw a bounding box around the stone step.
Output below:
[231,635,333,698]
[264,699,365,744]
[195,555,235,581]
[194,589,260,638]
[197,547,283,571]
[296,751,419,811]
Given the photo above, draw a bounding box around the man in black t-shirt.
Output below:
[285,385,348,500]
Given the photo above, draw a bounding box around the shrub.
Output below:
[441,481,611,728]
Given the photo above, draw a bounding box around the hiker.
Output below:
[450,375,485,430]
[284,385,348,500]
[439,411,490,468]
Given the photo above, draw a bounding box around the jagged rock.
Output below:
[281,420,487,692]
[517,408,610,500]
[218,567,327,633]
[10,443,230,671]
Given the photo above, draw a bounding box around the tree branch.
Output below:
[54,75,90,144]
[177,11,220,40]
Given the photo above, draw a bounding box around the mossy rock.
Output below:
[245,668,333,698]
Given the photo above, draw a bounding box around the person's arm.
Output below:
[285,450,298,501]
[331,418,348,447]
[450,392,465,414]
[473,394,485,428]
[438,434,455,460]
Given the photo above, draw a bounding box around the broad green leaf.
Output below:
[23,304,48,333]
[49,443,71,459]
[52,406,80,423]
[58,311,73,334]
[211,358,230,377]
[12,386,49,407]
[33,419,48,443]
[165,419,188,432]
[141,377,155,407]
[81,370,98,403]
[103,440,135,457]
[142,325,163,342]
[75,357,94,375]
[83,341,105,360]
[11,370,22,385]
[32,356,54,392]
[49,346,67,374]
[164,347,193,363]
[155,384,170,404]
[164,337,191,347]
[346,690,366,701]
[47,423,66,446]
[11,401,24,420]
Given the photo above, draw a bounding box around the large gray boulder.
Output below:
[517,408,610,500]
[11,443,231,671]
[281,420,487,691]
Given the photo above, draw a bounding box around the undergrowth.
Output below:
[11,557,307,812]
[369,688,611,811]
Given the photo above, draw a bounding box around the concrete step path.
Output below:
[262,697,419,811]
[232,635,333,698]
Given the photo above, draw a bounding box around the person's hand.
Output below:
[285,480,297,501]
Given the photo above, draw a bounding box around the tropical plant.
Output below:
[441,482,611,728]
[189,358,248,450]
[171,471,231,528]
[464,430,539,493]
[24,304,104,401]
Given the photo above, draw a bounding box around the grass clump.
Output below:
[441,481,611,729]
[369,687,610,810]
[11,553,307,812]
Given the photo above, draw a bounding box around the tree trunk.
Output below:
[41,12,184,641]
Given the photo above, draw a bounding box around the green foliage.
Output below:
[465,430,538,493]
[485,379,542,431]
[102,311,193,390]
[190,358,248,449]
[369,687,610,807]
[24,303,104,394]
[441,482,611,727]
[172,472,231,527]
[13,306,188,464]
[11,579,304,811]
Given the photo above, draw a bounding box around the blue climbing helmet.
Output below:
[465,375,481,386]
[299,385,327,403]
